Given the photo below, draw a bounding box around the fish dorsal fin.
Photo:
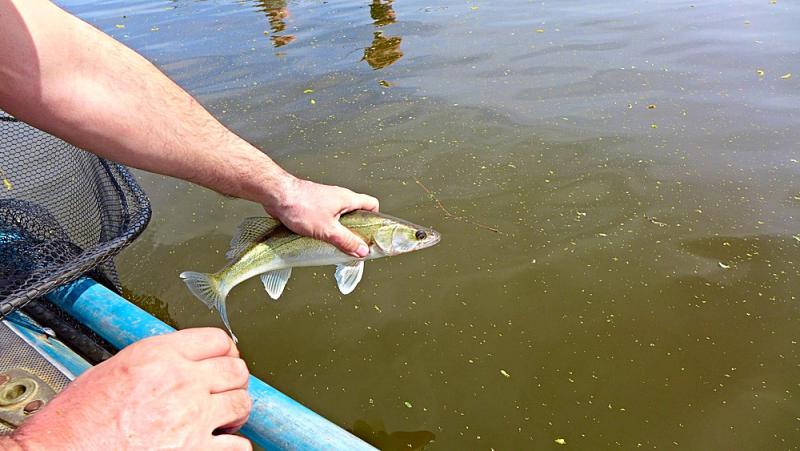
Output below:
[261,268,292,300]
[226,217,281,261]
[334,261,364,295]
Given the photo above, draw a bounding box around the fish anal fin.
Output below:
[226,217,281,261]
[261,268,292,300]
[334,261,364,295]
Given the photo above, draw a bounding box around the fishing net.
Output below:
[0,113,151,318]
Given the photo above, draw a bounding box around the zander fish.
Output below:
[180,210,440,341]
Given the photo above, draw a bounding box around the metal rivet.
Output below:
[23,400,43,414]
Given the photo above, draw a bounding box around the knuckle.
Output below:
[230,437,254,451]
[203,328,236,354]
[223,358,249,384]
[230,391,253,418]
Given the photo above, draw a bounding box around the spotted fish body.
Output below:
[180,210,440,341]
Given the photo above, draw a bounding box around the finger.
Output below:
[166,328,239,360]
[348,193,379,212]
[211,434,253,451]
[198,357,250,393]
[210,389,252,433]
[325,222,369,258]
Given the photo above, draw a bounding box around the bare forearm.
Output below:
[0,0,291,208]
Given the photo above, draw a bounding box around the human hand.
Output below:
[10,328,252,450]
[266,176,380,258]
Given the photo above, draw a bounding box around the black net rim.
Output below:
[0,116,152,317]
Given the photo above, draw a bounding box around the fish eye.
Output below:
[415,230,427,240]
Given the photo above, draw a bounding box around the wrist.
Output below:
[245,155,297,215]
[218,136,296,211]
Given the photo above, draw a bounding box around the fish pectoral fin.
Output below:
[334,261,364,295]
[226,217,282,261]
[261,268,292,300]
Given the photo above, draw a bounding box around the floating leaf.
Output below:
[150,26,160,32]
[2,179,11,191]
[781,73,792,79]
[378,80,392,87]
[756,69,765,77]
[555,438,567,445]
[470,5,479,10]
[792,234,800,243]
[404,401,413,408]
[115,24,125,29]
[647,104,656,109]
[303,89,314,94]
[535,28,545,33]
[650,124,658,129]
[718,262,731,269]
[500,369,511,378]
[309,99,316,105]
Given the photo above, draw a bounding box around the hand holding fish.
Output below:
[263,176,380,259]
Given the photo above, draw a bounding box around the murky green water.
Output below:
[62,0,800,448]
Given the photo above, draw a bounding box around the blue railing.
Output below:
[47,277,375,451]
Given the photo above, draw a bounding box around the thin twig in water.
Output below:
[414,177,502,234]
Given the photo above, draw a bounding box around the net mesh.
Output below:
[0,113,151,317]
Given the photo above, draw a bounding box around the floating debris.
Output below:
[303,89,314,94]
[718,262,731,269]
[647,104,656,109]
[500,369,511,378]
[404,401,413,408]
[378,80,392,87]
[781,73,792,80]
[2,179,11,191]
[645,215,668,227]
[756,69,765,77]
[555,438,567,445]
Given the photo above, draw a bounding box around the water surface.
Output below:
[61,0,800,448]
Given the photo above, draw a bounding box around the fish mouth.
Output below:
[419,228,441,249]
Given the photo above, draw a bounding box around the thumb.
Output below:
[326,222,369,258]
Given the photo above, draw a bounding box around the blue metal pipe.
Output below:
[47,277,375,451]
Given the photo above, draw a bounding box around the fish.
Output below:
[180,210,441,341]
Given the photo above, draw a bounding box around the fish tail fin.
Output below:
[179,271,237,343]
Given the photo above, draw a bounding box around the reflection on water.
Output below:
[363,32,403,70]
[351,419,435,450]
[363,0,402,69]
[256,0,295,48]
[370,0,396,27]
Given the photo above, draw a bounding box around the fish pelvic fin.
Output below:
[179,271,237,343]
[334,260,364,295]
